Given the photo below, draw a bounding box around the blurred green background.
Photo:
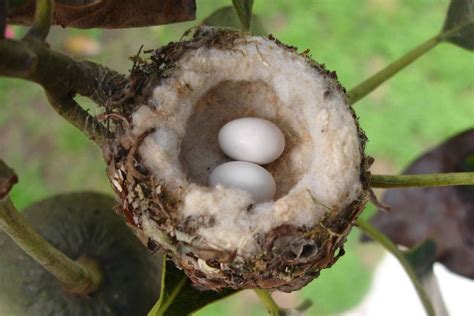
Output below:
[0,0,472,315]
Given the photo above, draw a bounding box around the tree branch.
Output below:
[0,160,103,295]
[0,39,127,105]
[24,0,53,41]
[370,172,474,188]
[0,38,127,145]
[356,219,435,316]
[46,92,113,145]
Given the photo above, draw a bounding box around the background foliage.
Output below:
[0,0,473,314]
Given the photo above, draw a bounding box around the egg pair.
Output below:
[209,118,285,202]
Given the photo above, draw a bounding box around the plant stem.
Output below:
[0,160,103,295]
[254,289,281,316]
[356,219,435,316]
[420,269,448,316]
[24,0,54,41]
[347,17,474,104]
[347,34,440,104]
[370,172,474,188]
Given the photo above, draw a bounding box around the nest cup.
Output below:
[107,27,370,292]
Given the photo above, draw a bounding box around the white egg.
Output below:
[218,117,285,165]
[209,161,276,203]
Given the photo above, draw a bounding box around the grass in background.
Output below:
[0,0,472,314]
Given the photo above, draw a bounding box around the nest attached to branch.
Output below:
[104,27,370,292]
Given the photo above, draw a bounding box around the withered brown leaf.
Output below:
[8,0,196,29]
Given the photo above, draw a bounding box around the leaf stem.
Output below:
[347,34,440,104]
[254,289,281,316]
[24,0,54,41]
[0,160,103,295]
[370,172,474,188]
[155,276,187,315]
[356,219,435,316]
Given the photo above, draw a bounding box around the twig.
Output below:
[0,39,127,106]
[347,18,474,104]
[347,34,440,104]
[0,38,127,145]
[24,0,54,41]
[0,160,103,295]
[356,219,435,316]
[254,289,281,316]
[370,172,474,188]
[46,92,113,146]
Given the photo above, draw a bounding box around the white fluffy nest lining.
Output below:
[127,30,365,259]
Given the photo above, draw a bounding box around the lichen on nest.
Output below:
[104,27,370,292]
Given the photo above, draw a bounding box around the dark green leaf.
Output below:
[442,0,474,50]
[403,240,437,279]
[201,6,267,36]
[232,0,254,31]
[148,256,237,316]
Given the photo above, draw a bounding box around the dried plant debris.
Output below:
[8,0,196,28]
[368,129,474,279]
[104,27,370,292]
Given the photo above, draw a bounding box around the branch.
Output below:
[254,289,281,316]
[46,92,113,145]
[0,38,127,145]
[370,172,474,188]
[356,219,435,316]
[347,17,474,104]
[347,34,440,104]
[0,160,103,295]
[24,0,53,41]
[0,39,127,105]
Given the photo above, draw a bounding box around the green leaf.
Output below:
[403,240,437,279]
[201,6,266,36]
[232,0,254,31]
[148,256,237,316]
[442,0,474,50]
